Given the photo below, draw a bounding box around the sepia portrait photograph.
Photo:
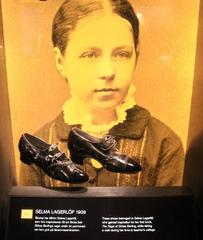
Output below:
[1,0,200,187]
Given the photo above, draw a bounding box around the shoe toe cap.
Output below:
[72,168,89,183]
[127,158,142,173]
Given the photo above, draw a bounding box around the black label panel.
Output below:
[6,190,195,240]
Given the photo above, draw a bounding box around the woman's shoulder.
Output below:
[148,112,181,143]
[35,112,67,142]
[126,105,182,143]
[111,105,179,141]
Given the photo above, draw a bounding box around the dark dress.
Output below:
[19,105,184,187]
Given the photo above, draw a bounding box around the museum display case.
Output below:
[0,0,203,239]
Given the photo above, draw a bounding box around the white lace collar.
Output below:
[63,84,136,136]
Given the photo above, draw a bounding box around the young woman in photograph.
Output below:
[19,0,184,187]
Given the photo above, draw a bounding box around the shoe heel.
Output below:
[20,153,33,165]
[70,152,85,165]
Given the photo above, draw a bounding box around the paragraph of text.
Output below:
[102,216,156,233]
[34,209,87,233]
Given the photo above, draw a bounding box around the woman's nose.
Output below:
[97,58,115,81]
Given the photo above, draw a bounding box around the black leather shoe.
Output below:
[68,127,142,173]
[18,133,89,183]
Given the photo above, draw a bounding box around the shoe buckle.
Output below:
[49,144,57,152]
[45,152,63,162]
[101,135,116,151]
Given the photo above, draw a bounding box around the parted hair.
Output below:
[52,0,139,55]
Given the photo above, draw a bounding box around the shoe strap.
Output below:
[45,152,64,162]
[46,161,72,171]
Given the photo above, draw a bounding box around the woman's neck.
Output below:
[63,84,136,131]
[90,108,118,125]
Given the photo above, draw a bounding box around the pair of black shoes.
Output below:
[18,127,142,183]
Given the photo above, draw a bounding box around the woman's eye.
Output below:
[80,52,99,59]
[114,51,132,59]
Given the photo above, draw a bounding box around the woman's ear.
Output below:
[135,44,140,67]
[135,46,140,68]
[54,47,67,78]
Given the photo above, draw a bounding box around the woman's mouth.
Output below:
[94,88,119,93]
[94,88,119,101]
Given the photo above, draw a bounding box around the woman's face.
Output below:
[55,13,136,111]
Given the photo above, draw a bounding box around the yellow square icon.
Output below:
[21,209,33,219]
